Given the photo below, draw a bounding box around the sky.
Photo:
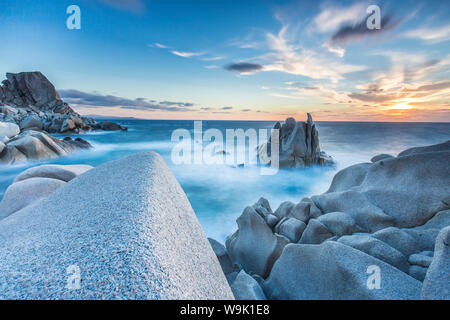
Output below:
[0,0,449,122]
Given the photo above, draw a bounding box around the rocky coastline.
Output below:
[0,72,126,164]
[215,140,450,299]
[0,140,448,299]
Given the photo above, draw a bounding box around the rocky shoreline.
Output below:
[213,140,450,300]
[0,140,448,299]
[0,72,126,164]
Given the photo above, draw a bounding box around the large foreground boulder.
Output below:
[263,242,422,300]
[0,152,233,299]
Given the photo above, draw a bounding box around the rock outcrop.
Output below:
[258,114,334,168]
[0,72,127,134]
[0,152,233,299]
[0,126,92,164]
[0,164,93,220]
[215,140,450,299]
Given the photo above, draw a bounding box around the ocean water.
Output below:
[1,120,449,241]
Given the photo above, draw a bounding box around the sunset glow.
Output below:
[0,0,448,122]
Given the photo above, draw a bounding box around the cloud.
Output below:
[221,106,233,110]
[97,0,146,14]
[242,109,251,112]
[59,89,194,112]
[153,43,169,49]
[323,42,345,57]
[329,13,400,45]
[348,92,405,103]
[413,81,450,92]
[225,62,264,74]
[262,25,366,82]
[170,50,205,58]
[314,3,366,33]
[202,56,226,61]
[403,25,450,44]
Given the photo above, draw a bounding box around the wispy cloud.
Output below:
[153,42,170,49]
[170,50,205,58]
[403,25,450,44]
[313,3,365,33]
[202,56,226,61]
[60,89,194,112]
[262,25,366,82]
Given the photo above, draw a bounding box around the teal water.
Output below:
[1,120,449,241]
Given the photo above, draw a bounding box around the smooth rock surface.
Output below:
[0,121,20,138]
[409,265,428,282]
[226,206,289,278]
[0,130,92,163]
[231,270,266,300]
[276,217,306,243]
[208,238,234,275]
[0,177,66,220]
[14,164,93,183]
[338,234,409,273]
[263,242,422,300]
[326,163,371,193]
[421,226,450,299]
[317,211,364,236]
[371,154,394,162]
[20,115,43,130]
[312,149,450,230]
[299,219,333,244]
[409,252,433,268]
[0,152,234,299]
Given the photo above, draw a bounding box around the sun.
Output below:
[390,102,412,110]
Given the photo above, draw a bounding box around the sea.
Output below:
[1,120,449,241]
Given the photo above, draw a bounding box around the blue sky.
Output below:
[0,0,449,121]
